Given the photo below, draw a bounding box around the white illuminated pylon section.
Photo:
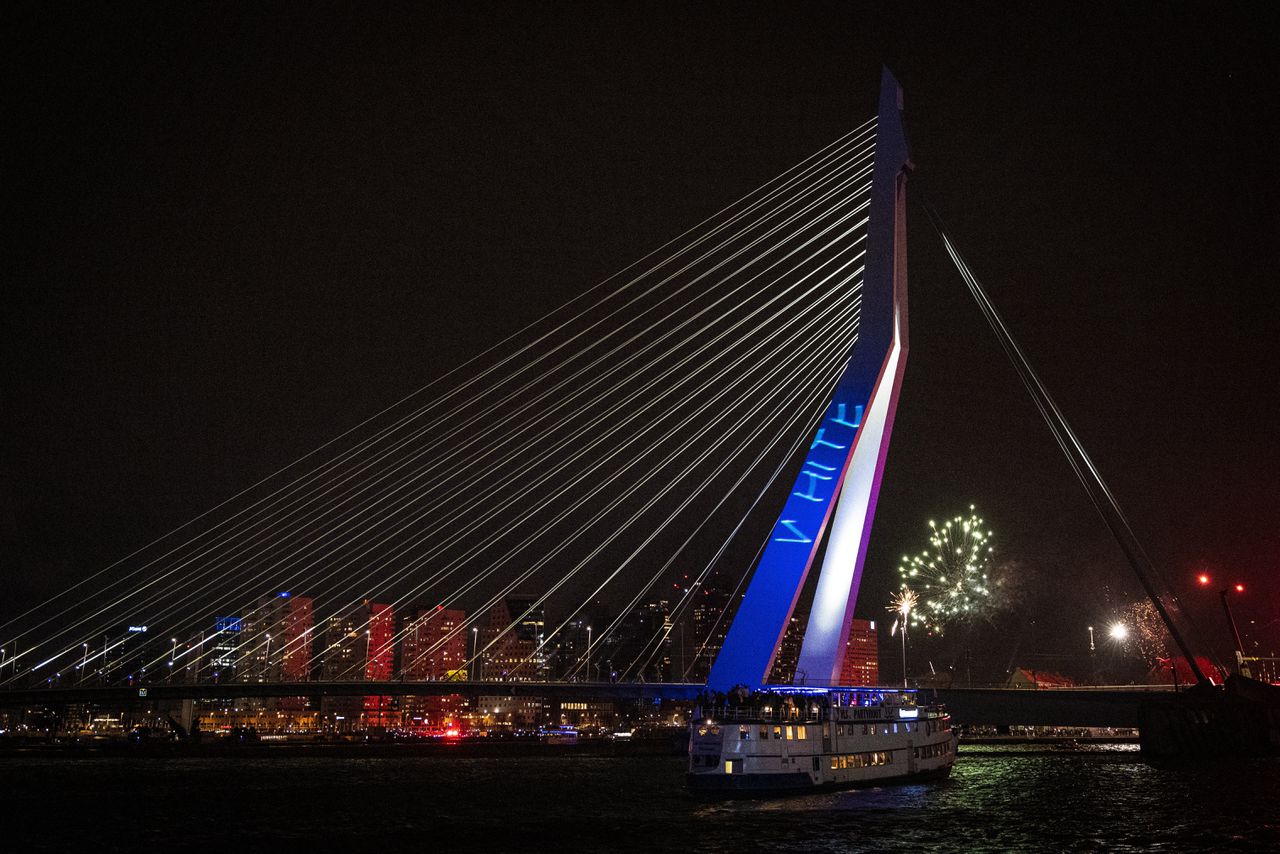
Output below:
[795,301,906,685]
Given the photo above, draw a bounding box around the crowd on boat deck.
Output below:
[694,686,821,719]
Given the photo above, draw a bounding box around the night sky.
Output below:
[4,4,1277,678]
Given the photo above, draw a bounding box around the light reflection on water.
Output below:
[1,748,1276,852]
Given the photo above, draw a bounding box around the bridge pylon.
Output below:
[709,69,911,689]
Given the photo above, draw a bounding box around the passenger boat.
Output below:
[687,686,957,797]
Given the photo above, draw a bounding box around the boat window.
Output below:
[772,726,782,740]
[759,726,768,739]
[739,726,749,740]
[830,756,839,770]
[724,760,734,774]
[797,726,807,740]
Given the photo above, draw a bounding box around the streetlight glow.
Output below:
[1109,622,1128,641]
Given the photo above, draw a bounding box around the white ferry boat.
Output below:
[687,686,957,797]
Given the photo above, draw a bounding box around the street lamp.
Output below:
[887,589,917,689]
[472,627,480,681]
[1197,572,1252,678]
[1219,583,1250,678]
[585,626,593,682]
[1108,622,1128,642]
[264,633,273,682]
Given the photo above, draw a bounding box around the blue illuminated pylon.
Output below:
[708,69,911,689]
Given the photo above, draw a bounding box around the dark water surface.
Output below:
[2,746,1276,852]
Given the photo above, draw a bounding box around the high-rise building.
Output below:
[400,606,469,732]
[768,613,806,684]
[600,600,671,682]
[401,606,468,680]
[479,596,543,681]
[237,591,313,683]
[207,616,243,682]
[839,618,879,686]
[319,600,396,729]
[364,602,396,727]
[689,580,732,682]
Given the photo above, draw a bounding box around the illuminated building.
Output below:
[401,606,467,731]
[468,695,545,731]
[363,602,395,727]
[839,618,879,686]
[319,600,395,729]
[237,592,313,683]
[767,614,806,684]
[401,606,467,680]
[479,596,544,681]
[207,616,243,681]
[600,600,672,683]
[689,581,732,681]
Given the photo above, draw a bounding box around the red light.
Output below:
[1235,583,1245,593]
[1197,574,1211,586]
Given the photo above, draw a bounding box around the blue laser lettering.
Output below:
[774,519,813,544]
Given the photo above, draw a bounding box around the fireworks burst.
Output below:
[1118,600,1170,667]
[887,588,919,622]
[897,506,995,634]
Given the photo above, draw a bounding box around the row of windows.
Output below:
[828,722,913,737]
[914,740,951,759]
[830,750,893,770]
[739,724,810,741]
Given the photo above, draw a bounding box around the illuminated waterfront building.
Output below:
[319,600,395,729]
[207,616,243,681]
[768,614,806,684]
[479,596,544,681]
[839,618,879,686]
[400,606,467,731]
[237,592,314,683]
[401,606,467,680]
[689,580,732,681]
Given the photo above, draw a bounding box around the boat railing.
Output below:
[698,704,823,724]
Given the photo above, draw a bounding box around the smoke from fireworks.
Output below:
[898,506,996,634]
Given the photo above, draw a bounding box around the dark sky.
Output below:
[4,3,1277,676]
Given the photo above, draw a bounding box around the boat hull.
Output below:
[686,762,954,799]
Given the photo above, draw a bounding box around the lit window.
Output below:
[784,726,793,740]
[797,726,807,740]
[724,760,734,775]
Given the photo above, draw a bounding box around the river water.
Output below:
[2,746,1276,852]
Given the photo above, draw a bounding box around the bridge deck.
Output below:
[1,682,1176,728]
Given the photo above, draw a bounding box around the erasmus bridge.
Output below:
[0,72,1201,732]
